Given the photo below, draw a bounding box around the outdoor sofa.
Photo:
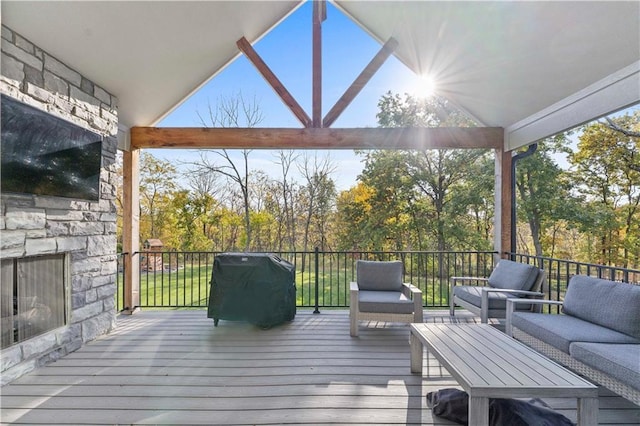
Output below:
[506,275,640,405]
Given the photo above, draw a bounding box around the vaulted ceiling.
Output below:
[3,1,639,150]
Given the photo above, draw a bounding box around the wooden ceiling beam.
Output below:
[323,37,399,128]
[130,126,503,150]
[237,36,312,128]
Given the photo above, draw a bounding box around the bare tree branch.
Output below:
[191,92,264,250]
[605,117,640,138]
[603,116,640,172]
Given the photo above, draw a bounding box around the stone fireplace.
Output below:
[1,25,119,384]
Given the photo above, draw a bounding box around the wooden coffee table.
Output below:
[410,323,598,426]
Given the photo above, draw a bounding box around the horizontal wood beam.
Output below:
[131,127,504,150]
[237,36,312,128]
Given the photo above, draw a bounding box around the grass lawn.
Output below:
[117,263,454,310]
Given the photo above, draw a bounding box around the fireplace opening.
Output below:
[1,254,68,349]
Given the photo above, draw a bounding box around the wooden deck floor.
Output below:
[1,310,639,425]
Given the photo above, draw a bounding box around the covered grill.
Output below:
[207,253,296,328]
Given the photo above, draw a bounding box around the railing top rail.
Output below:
[507,252,640,274]
[133,250,499,255]
[117,250,638,311]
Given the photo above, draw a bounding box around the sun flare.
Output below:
[411,74,437,99]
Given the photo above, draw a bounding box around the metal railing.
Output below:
[508,252,640,313]
[116,252,127,312]
[115,250,640,311]
[116,250,498,310]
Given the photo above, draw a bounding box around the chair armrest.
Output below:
[450,277,488,315]
[451,276,489,286]
[481,288,544,297]
[401,283,422,297]
[505,298,563,336]
[507,298,563,308]
[349,282,359,312]
[349,282,359,337]
[402,283,423,323]
[480,288,544,323]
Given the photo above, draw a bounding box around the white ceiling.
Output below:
[2,1,639,149]
[1,1,301,128]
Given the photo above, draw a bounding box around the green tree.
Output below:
[357,150,415,251]
[334,183,376,251]
[166,190,208,251]
[139,152,177,241]
[569,112,640,266]
[445,153,495,250]
[376,91,475,128]
[185,170,221,242]
[408,149,486,251]
[372,91,487,253]
[515,136,582,257]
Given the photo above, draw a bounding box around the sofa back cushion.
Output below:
[357,260,403,292]
[488,260,539,291]
[563,275,640,339]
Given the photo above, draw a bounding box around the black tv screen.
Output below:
[1,94,102,201]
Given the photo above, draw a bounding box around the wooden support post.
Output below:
[312,0,326,127]
[122,148,140,314]
[494,147,512,259]
[237,36,312,128]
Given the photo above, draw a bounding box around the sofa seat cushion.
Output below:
[357,260,403,291]
[569,343,640,390]
[488,260,539,291]
[454,286,534,310]
[511,312,640,353]
[563,276,640,339]
[358,290,414,314]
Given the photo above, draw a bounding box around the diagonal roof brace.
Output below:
[237,36,312,128]
[237,3,399,130]
[323,37,399,128]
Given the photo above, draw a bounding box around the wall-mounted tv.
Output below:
[1,94,102,201]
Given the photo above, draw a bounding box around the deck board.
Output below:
[1,310,639,425]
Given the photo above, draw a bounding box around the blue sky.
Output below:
[151,1,425,190]
[150,1,639,190]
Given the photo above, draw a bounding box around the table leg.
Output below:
[577,397,598,426]
[468,396,489,426]
[410,332,423,373]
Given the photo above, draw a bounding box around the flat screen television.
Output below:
[1,94,102,201]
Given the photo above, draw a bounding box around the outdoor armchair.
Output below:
[449,259,546,323]
[350,260,423,337]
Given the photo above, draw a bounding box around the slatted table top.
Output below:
[410,323,598,399]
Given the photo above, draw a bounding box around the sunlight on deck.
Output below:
[1,310,638,425]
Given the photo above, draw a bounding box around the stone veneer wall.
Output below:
[0,25,119,385]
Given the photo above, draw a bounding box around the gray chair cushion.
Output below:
[358,290,414,314]
[357,260,403,291]
[453,286,534,311]
[563,276,640,339]
[511,312,640,353]
[488,260,539,291]
[570,343,640,390]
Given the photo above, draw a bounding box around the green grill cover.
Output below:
[207,253,296,328]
